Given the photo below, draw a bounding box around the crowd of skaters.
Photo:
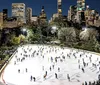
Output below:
[82,79,100,85]
[13,45,100,84]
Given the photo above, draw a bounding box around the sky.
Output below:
[0,0,100,20]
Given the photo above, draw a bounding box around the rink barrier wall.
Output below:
[0,50,17,76]
[0,45,23,75]
[0,46,20,81]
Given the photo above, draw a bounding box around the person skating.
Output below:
[67,74,70,81]
[82,68,85,73]
[78,59,80,63]
[50,66,51,71]
[30,75,33,81]
[52,65,54,69]
[14,61,16,65]
[55,73,57,79]
[58,67,60,72]
[33,77,36,82]
[46,71,47,75]
[85,81,87,85]
[98,74,100,80]
[42,66,44,70]
[83,62,86,67]
[80,54,82,58]
[26,68,27,72]
[51,57,53,62]
[89,81,92,85]
[18,69,20,73]
[79,65,80,69]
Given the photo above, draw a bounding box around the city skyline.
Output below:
[0,0,100,20]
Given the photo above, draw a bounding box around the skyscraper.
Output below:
[12,3,26,24]
[3,9,8,21]
[57,0,62,16]
[77,0,85,11]
[39,6,47,24]
[77,0,85,24]
[0,12,3,29]
[26,7,32,23]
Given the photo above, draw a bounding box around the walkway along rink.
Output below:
[0,44,100,85]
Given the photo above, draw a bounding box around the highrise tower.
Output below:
[77,0,85,24]
[77,0,85,11]
[12,3,26,24]
[39,6,47,24]
[26,7,32,23]
[57,0,62,16]
[3,9,8,21]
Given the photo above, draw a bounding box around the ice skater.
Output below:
[98,74,100,80]
[52,65,54,69]
[43,72,47,79]
[33,77,36,82]
[14,61,16,65]
[55,73,57,79]
[30,75,33,81]
[67,74,70,81]
[85,81,87,85]
[25,68,27,72]
[50,66,51,71]
[79,65,80,69]
[82,68,85,73]
[18,69,20,73]
[42,66,44,70]
[78,59,80,63]
[58,67,60,72]
[51,57,53,62]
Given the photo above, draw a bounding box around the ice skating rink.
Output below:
[0,44,100,85]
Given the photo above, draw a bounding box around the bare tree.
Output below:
[58,27,76,44]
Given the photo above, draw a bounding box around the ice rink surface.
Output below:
[0,44,100,85]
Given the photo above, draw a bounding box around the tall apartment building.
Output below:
[3,9,8,21]
[26,7,32,24]
[68,5,77,22]
[77,0,85,24]
[12,3,26,24]
[39,6,47,24]
[57,0,62,17]
[77,0,85,11]
[85,6,100,27]
[0,12,3,29]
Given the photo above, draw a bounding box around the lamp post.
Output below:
[21,28,27,36]
[51,26,58,39]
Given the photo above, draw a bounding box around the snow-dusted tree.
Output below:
[79,28,100,52]
[79,28,97,41]
[58,27,76,44]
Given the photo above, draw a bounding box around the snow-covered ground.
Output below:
[0,44,100,85]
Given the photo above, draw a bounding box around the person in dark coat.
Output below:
[67,74,70,81]
[26,68,27,72]
[55,73,57,79]
[89,81,92,85]
[58,67,60,72]
[50,66,51,71]
[33,77,36,82]
[46,71,47,75]
[82,68,85,73]
[18,69,20,73]
[30,75,33,81]
[52,65,54,69]
[85,81,87,85]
